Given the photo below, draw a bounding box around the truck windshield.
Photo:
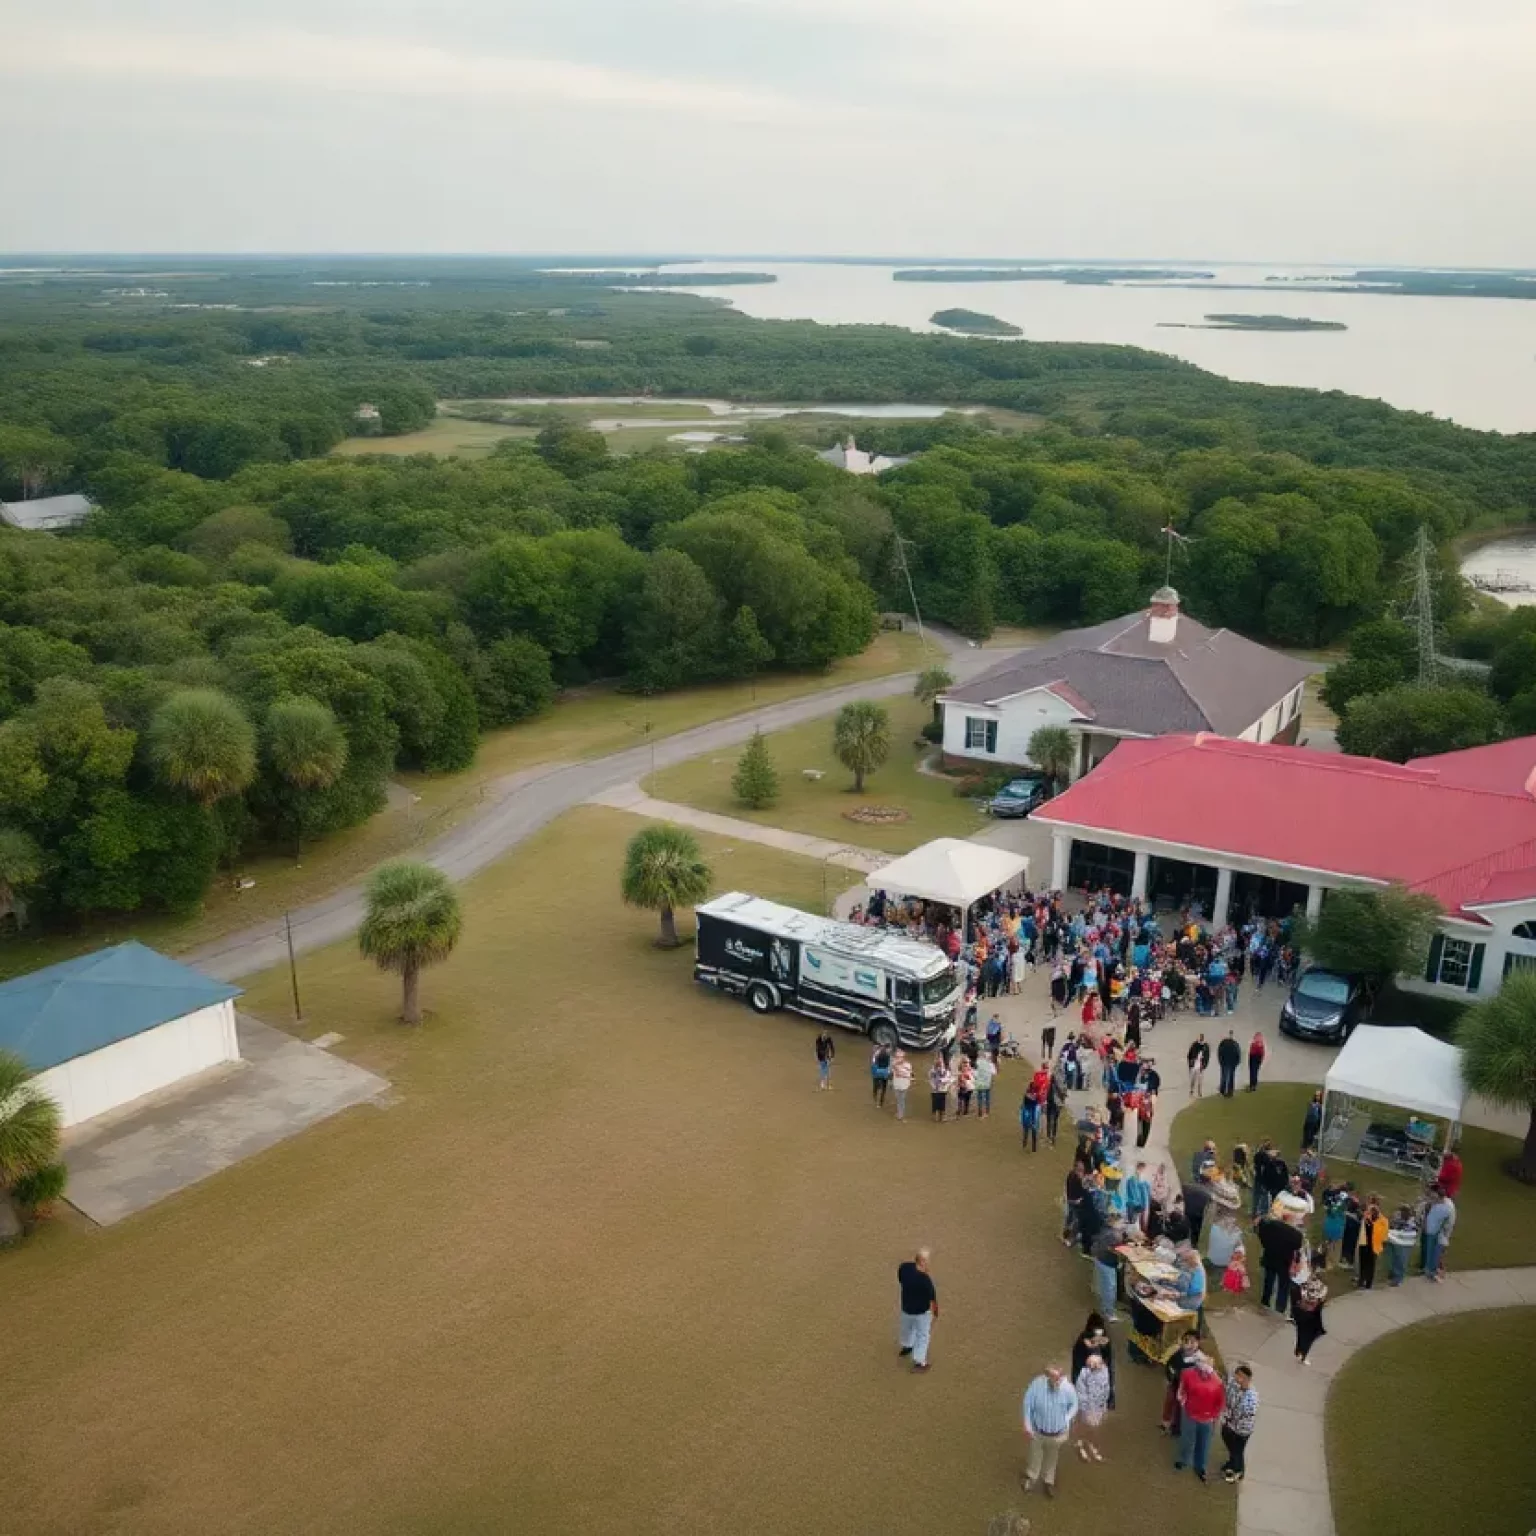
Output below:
[921,967,958,1004]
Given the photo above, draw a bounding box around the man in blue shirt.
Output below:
[1022,1364,1079,1498]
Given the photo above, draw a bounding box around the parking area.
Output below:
[63,1013,389,1225]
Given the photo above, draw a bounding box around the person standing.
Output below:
[1173,1354,1225,1482]
[1302,1089,1324,1149]
[870,1042,893,1108]
[1437,1147,1464,1200]
[1090,1226,1121,1322]
[1134,1081,1156,1148]
[1386,1204,1418,1286]
[1257,1213,1304,1315]
[1046,1069,1067,1148]
[1160,1329,1203,1436]
[1219,1364,1259,1484]
[1071,1313,1116,1416]
[928,1055,951,1123]
[955,1055,975,1117]
[1062,1161,1087,1249]
[1073,1352,1113,1463]
[1423,1187,1457,1280]
[1182,1177,1213,1252]
[1216,1031,1242,1097]
[1123,1161,1151,1235]
[815,1031,836,1090]
[973,1049,997,1119]
[1186,1034,1210,1097]
[1021,1365,1079,1499]
[1247,1030,1266,1092]
[891,1050,912,1121]
[1292,1268,1328,1364]
[1357,1197,1387,1290]
[895,1248,938,1372]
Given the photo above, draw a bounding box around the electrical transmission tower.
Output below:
[1403,525,1439,684]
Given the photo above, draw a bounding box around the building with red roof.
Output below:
[1034,732,1536,1000]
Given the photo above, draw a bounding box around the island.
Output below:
[1158,313,1348,332]
[895,267,1214,284]
[930,307,1023,336]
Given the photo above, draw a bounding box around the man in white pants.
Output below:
[896,1248,938,1373]
[1022,1364,1079,1499]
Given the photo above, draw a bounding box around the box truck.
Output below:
[694,891,961,1049]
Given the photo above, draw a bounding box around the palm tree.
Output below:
[1027,725,1076,790]
[0,1049,62,1186]
[1456,969,1536,1181]
[147,688,257,807]
[0,826,41,929]
[358,861,463,1025]
[832,701,892,794]
[620,824,712,947]
[913,666,955,729]
[267,697,349,854]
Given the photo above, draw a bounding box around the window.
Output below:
[1513,921,1536,941]
[1504,952,1536,981]
[964,716,998,754]
[1425,935,1485,991]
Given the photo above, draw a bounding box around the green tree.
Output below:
[723,605,774,681]
[147,688,257,806]
[1455,969,1536,1181]
[357,860,463,1025]
[1027,725,1076,789]
[267,697,348,853]
[833,701,891,794]
[620,824,712,948]
[732,730,779,810]
[0,1049,62,1186]
[913,666,955,728]
[0,425,72,500]
[1320,618,1418,717]
[1336,684,1502,762]
[1293,884,1443,989]
[625,549,723,691]
[0,826,42,928]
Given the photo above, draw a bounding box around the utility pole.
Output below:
[892,533,928,648]
[285,910,303,1023]
[1405,525,1439,684]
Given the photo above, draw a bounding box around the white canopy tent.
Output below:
[866,838,1029,933]
[1321,1026,1466,1162]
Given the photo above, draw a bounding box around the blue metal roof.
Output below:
[0,942,242,1072]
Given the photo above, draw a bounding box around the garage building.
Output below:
[0,942,242,1128]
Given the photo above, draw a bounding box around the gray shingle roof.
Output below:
[945,606,1315,737]
[0,494,91,532]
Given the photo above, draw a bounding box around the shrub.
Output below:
[919,719,943,744]
[11,1161,68,1214]
[731,730,779,809]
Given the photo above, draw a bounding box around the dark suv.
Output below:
[1279,967,1370,1044]
[988,775,1051,819]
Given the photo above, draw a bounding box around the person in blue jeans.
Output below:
[1090,1228,1121,1321]
[1174,1355,1225,1482]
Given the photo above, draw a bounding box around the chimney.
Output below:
[1147,585,1180,645]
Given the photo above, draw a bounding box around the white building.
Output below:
[0,493,91,532]
[939,587,1314,779]
[0,942,242,1128]
[816,436,908,476]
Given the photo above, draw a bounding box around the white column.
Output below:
[1051,832,1072,891]
[1305,884,1324,921]
[1213,866,1233,928]
[1131,851,1150,901]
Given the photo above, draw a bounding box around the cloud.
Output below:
[1,21,819,122]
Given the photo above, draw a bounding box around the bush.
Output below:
[11,1160,68,1214]
[919,720,943,744]
[731,730,779,809]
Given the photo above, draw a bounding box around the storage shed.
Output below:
[0,943,242,1128]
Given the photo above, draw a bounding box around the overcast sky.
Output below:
[1,0,1531,263]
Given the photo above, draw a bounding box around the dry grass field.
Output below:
[0,808,1231,1536]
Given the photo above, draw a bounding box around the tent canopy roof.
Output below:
[1324,1025,1466,1123]
[866,838,1028,910]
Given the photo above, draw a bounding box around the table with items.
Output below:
[1113,1241,1199,1364]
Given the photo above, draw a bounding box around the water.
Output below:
[647,262,1536,434]
[1461,535,1536,605]
[491,395,975,419]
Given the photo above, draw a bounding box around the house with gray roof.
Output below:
[938,586,1316,780]
[0,493,91,532]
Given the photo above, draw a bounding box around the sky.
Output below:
[1,0,1532,264]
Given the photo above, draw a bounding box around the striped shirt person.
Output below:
[1021,1365,1079,1498]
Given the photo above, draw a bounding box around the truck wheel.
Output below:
[869,1019,898,1050]
[747,982,779,1014]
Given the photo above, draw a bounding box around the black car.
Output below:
[988,775,1051,819]
[1278,967,1370,1044]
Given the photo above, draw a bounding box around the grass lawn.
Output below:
[1328,1308,1536,1536]
[1170,1082,1536,1271]
[641,696,991,853]
[330,417,534,458]
[0,632,939,980]
[0,807,1230,1536]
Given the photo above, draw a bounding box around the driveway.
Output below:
[183,626,1005,982]
[63,1014,389,1225]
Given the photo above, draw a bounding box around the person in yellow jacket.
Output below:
[1356,1197,1388,1290]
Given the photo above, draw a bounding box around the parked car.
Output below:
[1278,967,1371,1044]
[988,775,1051,819]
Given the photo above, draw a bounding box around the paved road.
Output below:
[185,628,1000,982]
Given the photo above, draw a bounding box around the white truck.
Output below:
[693,891,961,1049]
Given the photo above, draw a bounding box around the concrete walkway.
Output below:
[587,783,889,872]
[182,625,996,983]
[1208,1266,1536,1536]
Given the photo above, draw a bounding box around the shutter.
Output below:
[1467,943,1485,994]
[985,719,999,754]
[1424,934,1444,984]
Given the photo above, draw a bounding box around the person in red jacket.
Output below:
[1247,1031,1267,1092]
[1174,1354,1226,1482]
[1437,1148,1463,1199]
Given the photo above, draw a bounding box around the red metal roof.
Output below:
[1034,733,1536,919]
